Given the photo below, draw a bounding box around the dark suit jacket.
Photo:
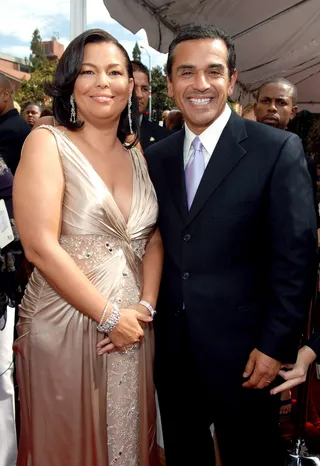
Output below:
[0,109,30,174]
[146,112,317,391]
[140,116,169,151]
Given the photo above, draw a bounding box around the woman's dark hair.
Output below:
[40,108,53,117]
[46,29,139,147]
[308,118,320,156]
[167,24,236,81]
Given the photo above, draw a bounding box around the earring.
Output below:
[128,95,133,134]
[70,95,76,123]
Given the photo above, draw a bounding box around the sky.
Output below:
[0,0,167,69]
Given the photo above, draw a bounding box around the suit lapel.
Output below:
[186,112,248,226]
[161,129,188,221]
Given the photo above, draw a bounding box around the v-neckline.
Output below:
[55,127,135,227]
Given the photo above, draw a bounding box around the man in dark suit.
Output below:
[145,25,317,466]
[0,74,30,174]
[131,61,169,150]
[254,77,320,233]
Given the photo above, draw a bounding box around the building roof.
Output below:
[0,68,31,82]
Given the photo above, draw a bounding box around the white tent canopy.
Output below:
[103,0,320,112]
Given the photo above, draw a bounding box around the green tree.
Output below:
[29,28,48,71]
[151,65,174,121]
[15,59,57,110]
[132,42,141,62]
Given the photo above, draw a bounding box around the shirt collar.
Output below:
[184,104,231,155]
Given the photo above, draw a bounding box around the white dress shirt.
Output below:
[183,104,231,169]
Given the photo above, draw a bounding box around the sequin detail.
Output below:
[107,345,140,466]
[60,234,148,273]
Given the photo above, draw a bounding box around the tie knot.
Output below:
[192,136,202,152]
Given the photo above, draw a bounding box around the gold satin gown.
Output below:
[13,126,159,466]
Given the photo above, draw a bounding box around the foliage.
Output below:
[151,65,175,121]
[132,42,141,62]
[15,59,57,110]
[29,28,48,71]
[14,29,58,110]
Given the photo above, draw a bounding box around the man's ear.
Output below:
[167,76,174,98]
[227,69,238,97]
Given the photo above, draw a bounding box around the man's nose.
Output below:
[135,87,143,98]
[193,72,210,92]
[268,102,277,112]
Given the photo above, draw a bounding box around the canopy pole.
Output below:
[70,0,87,41]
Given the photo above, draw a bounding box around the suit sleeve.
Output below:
[257,134,318,362]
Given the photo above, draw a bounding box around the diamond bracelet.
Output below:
[139,300,157,318]
[97,302,120,334]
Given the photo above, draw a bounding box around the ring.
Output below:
[267,380,271,384]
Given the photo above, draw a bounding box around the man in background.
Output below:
[166,109,184,132]
[22,102,41,129]
[0,74,30,174]
[131,61,169,150]
[254,77,320,233]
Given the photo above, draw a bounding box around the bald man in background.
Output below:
[0,74,30,174]
[166,109,184,132]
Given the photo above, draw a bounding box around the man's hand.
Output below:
[242,348,281,389]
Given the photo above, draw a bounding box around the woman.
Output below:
[13,29,162,466]
[271,332,320,394]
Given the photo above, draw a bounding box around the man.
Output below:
[131,61,169,150]
[255,77,320,231]
[145,25,317,466]
[0,74,30,174]
[22,102,41,129]
[166,109,184,132]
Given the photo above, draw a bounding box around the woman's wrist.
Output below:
[139,299,156,318]
[97,300,120,333]
[298,345,317,368]
[140,295,157,310]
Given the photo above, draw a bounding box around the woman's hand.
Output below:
[97,307,152,355]
[270,346,317,395]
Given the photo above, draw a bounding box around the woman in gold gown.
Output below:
[13,29,162,466]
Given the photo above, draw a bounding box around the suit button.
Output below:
[183,233,191,242]
[182,272,190,280]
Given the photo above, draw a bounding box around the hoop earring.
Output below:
[70,95,76,123]
[128,95,133,134]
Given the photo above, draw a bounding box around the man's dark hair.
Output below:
[308,118,320,156]
[45,29,139,147]
[131,60,149,83]
[167,24,236,80]
[256,77,298,106]
[23,102,42,112]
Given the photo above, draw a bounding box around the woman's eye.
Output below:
[110,71,122,76]
[80,70,94,75]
